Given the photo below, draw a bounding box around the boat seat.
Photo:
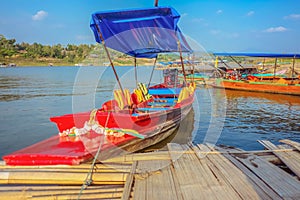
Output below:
[148,88,181,96]
[138,83,152,100]
[114,89,132,109]
[153,98,178,103]
[147,101,175,107]
[136,107,169,112]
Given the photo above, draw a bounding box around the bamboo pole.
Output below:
[261,58,266,80]
[0,163,132,172]
[0,167,130,174]
[0,186,124,199]
[230,55,245,69]
[95,24,125,95]
[148,56,157,88]
[0,185,122,191]
[134,57,138,88]
[218,56,230,70]
[177,41,187,85]
[0,171,128,185]
[273,57,277,81]
[291,55,295,84]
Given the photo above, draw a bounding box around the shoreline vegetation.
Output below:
[0,35,180,67]
[1,35,300,70]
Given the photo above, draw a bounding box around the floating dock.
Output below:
[1,139,300,199]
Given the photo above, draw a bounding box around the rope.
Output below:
[77,111,111,200]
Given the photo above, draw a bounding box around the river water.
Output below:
[0,66,299,158]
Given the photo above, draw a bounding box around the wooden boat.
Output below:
[212,53,300,96]
[3,6,195,165]
[213,78,300,95]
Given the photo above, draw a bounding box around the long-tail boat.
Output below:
[212,53,300,96]
[3,6,196,165]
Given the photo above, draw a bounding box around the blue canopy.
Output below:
[214,52,300,58]
[90,7,192,58]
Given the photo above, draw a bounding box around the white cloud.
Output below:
[181,13,188,17]
[216,10,223,15]
[192,18,205,23]
[246,11,255,16]
[263,26,287,33]
[284,14,300,20]
[210,30,220,35]
[32,10,48,21]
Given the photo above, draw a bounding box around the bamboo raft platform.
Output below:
[1,139,300,199]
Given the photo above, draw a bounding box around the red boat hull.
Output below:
[3,86,194,165]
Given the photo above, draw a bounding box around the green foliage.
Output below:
[0,35,95,63]
[0,35,188,66]
[0,34,17,57]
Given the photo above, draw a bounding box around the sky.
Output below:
[1,0,300,53]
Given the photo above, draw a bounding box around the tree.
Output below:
[0,35,17,57]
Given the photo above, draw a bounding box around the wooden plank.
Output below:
[212,146,282,200]
[235,153,300,199]
[122,161,137,200]
[280,139,300,151]
[133,159,179,200]
[258,140,300,179]
[30,191,124,200]
[104,151,171,163]
[197,144,266,200]
[168,143,242,200]
[0,185,124,199]
[0,170,128,185]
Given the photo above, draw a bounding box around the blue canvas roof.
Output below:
[90,7,192,58]
[214,52,300,58]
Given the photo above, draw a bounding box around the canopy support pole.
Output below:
[291,56,296,84]
[212,56,226,77]
[229,56,245,69]
[273,58,278,82]
[148,56,157,89]
[191,54,195,85]
[134,57,138,88]
[95,25,125,95]
[218,57,230,70]
[177,41,187,85]
[261,58,266,80]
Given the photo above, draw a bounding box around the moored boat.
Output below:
[3,6,196,165]
[212,53,300,96]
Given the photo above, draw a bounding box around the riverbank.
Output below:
[0,57,159,67]
[0,57,74,67]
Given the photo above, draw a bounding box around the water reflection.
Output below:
[225,90,300,108]
[143,108,195,151]
[0,67,299,158]
[210,88,300,150]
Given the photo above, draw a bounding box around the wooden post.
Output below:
[95,25,125,95]
[273,58,277,82]
[218,57,230,70]
[154,0,159,7]
[230,55,245,69]
[191,54,195,85]
[134,57,138,88]
[291,55,295,84]
[261,58,266,80]
[148,56,157,88]
[177,41,187,85]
